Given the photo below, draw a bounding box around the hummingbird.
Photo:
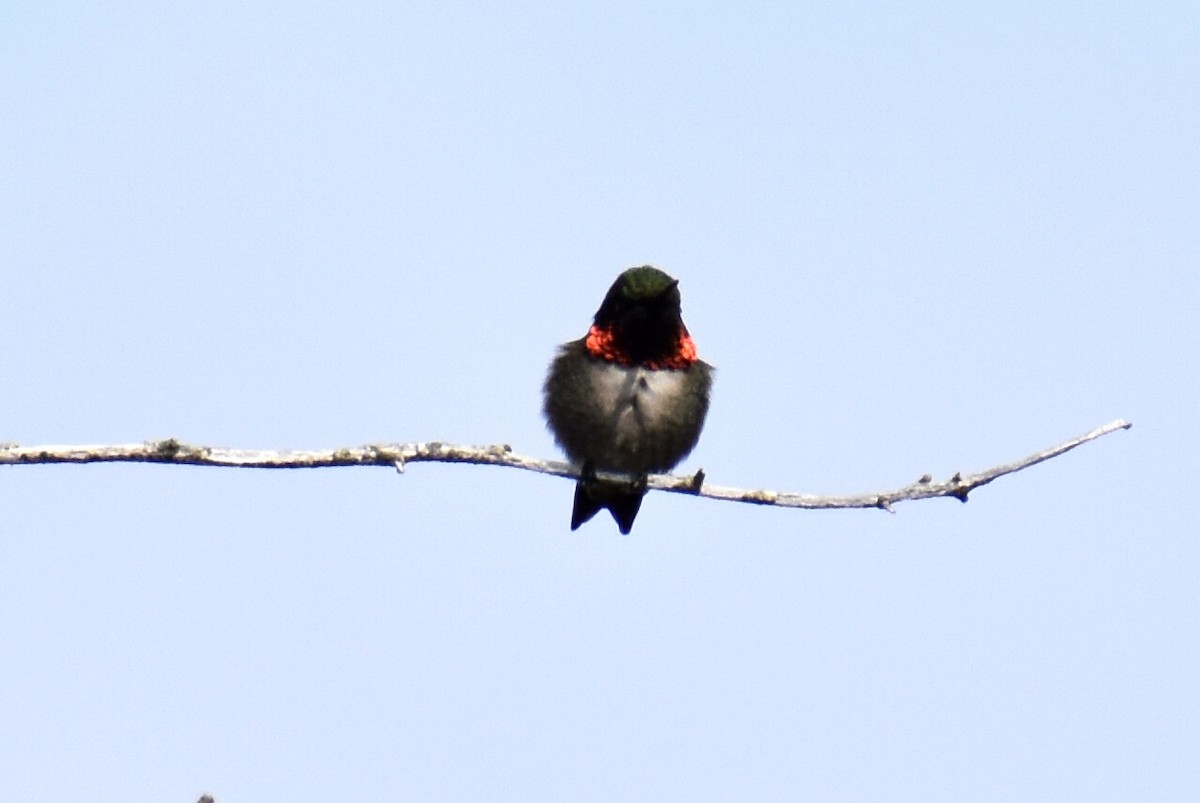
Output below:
[543,265,713,534]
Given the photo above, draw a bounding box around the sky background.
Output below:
[2,2,1196,801]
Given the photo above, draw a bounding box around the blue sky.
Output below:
[2,2,1196,801]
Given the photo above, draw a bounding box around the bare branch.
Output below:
[0,419,1131,511]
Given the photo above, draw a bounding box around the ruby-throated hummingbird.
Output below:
[543,266,713,534]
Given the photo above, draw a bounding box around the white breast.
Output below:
[589,362,690,453]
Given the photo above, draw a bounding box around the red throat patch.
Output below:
[584,325,699,369]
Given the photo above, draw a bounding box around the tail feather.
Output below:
[570,479,645,535]
[570,480,602,530]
